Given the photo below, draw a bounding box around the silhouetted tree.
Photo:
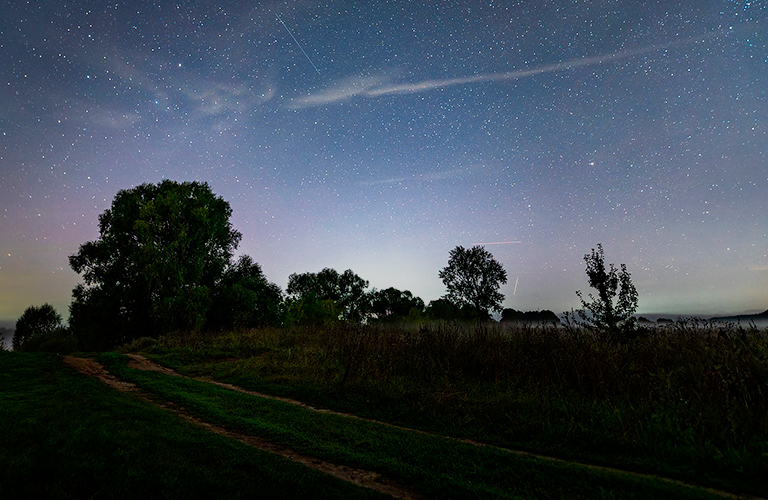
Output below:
[439,246,507,320]
[575,243,639,343]
[370,287,425,323]
[13,304,62,351]
[206,255,284,331]
[69,180,242,349]
[286,268,370,323]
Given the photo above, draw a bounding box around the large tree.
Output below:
[69,180,242,348]
[439,246,508,320]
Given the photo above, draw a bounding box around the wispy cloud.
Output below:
[95,51,275,129]
[288,75,389,108]
[290,31,720,109]
[359,167,478,187]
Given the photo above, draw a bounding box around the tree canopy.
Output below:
[68,180,253,348]
[286,268,370,323]
[370,287,425,323]
[13,303,62,351]
[206,255,284,331]
[439,246,508,319]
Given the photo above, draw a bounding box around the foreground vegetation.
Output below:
[0,352,389,499]
[92,351,723,499]
[132,319,768,497]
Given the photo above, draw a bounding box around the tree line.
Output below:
[9,180,638,352]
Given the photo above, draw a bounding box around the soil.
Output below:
[63,356,138,392]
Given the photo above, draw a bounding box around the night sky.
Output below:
[1,0,766,325]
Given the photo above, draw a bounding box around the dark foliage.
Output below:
[206,255,284,331]
[574,243,639,344]
[369,287,424,323]
[67,180,282,349]
[425,298,488,322]
[439,246,507,319]
[501,308,560,324]
[13,304,63,351]
[286,268,370,323]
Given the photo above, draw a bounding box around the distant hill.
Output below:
[711,309,768,323]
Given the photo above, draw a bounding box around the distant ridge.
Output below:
[711,309,768,323]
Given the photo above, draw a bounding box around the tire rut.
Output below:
[62,355,424,500]
[123,354,764,500]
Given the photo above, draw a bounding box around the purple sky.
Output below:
[1,0,766,325]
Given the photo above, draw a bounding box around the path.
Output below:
[64,355,764,500]
[63,355,423,500]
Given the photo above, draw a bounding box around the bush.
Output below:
[20,328,78,354]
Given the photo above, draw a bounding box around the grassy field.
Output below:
[0,351,389,499]
[131,320,768,497]
[2,319,766,498]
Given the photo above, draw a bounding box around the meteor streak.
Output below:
[513,277,519,296]
[277,14,321,76]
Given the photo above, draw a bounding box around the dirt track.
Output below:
[63,354,764,500]
[62,355,423,500]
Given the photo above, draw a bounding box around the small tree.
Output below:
[575,244,639,344]
[439,245,508,320]
[13,304,63,351]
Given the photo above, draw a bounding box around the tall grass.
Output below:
[144,319,768,495]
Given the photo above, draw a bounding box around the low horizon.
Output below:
[2,300,766,330]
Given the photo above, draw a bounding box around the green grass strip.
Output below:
[102,352,729,500]
[0,352,390,499]
[143,337,768,496]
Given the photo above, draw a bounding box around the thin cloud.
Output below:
[290,30,721,108]
[359,167,478,187]
[288,75,390,108]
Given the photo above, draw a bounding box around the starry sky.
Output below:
[1,0,766,326]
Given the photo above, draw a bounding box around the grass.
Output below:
[101,351,726,499]
[0,351,390,499]
[4,317,765,498]
[135,320,768,497]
